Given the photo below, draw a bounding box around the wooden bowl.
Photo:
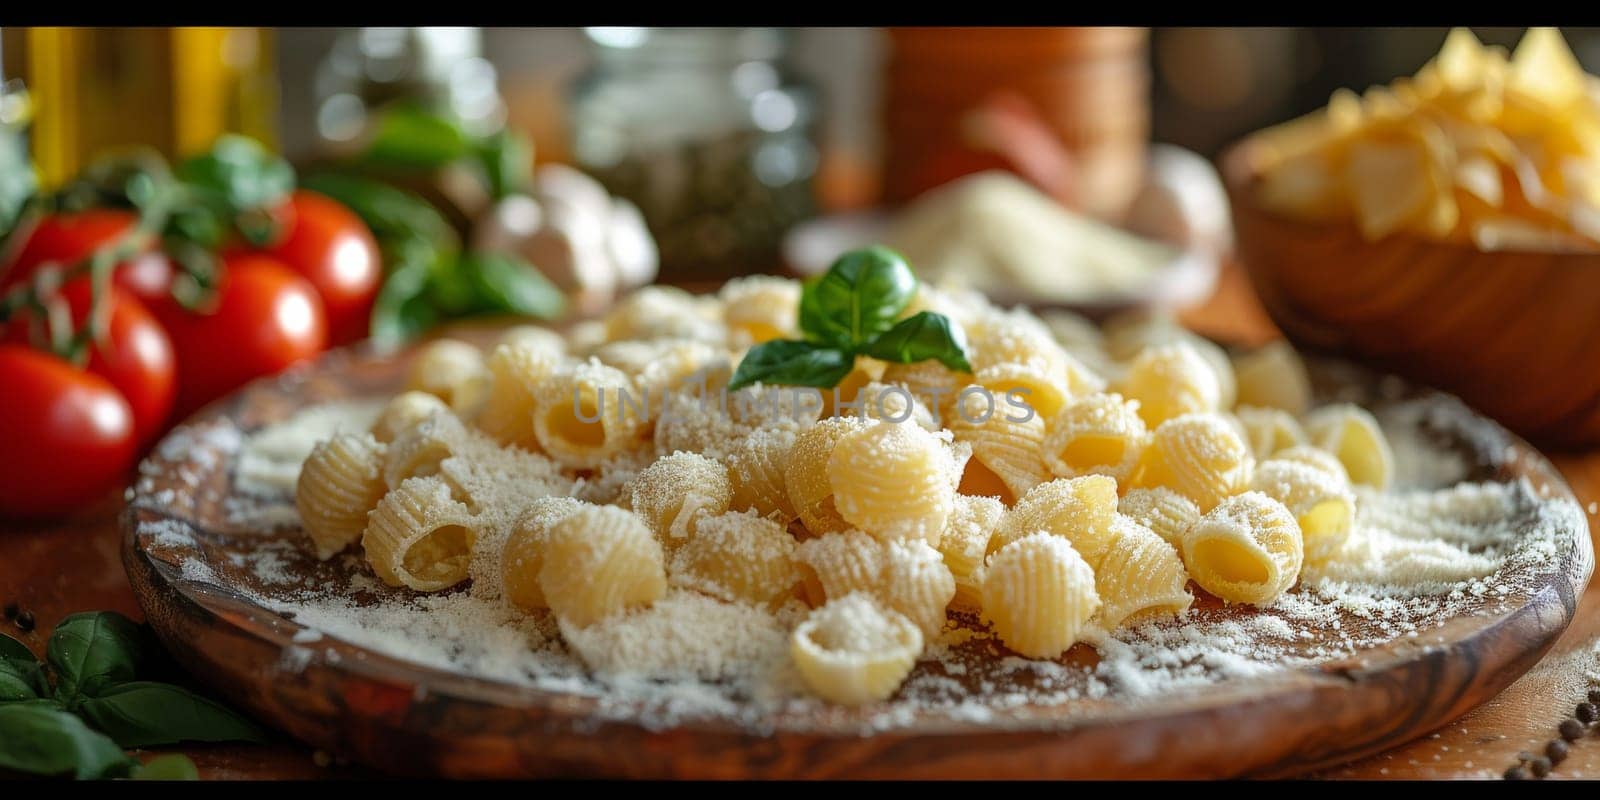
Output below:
[1223,139,1600,450]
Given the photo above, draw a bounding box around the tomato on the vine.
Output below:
[150,253,328,418]
[4,279,177,443]
[0,209,164,292]
[261,190,381,346]
[0,345,137,519]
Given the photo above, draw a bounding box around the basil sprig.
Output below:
[728,246,971,391]
[302,172,564,349]
[0,611,267,780]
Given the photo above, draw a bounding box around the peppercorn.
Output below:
[1547,739,1569,764]
[1530,757,1552,778]
[13,610,34,632]
[1589,688,1600,705]
[1577,702,1598,723]
[2,602,16,620]
[1561,718,1585,741]
[1505,765,1529,780]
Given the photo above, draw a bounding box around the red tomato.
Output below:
[262,190,381,345]
[0,345,137,519]
[150,253,328,419]
[4,280,177,444]
[148,254,329,419]
[1,209,164,292]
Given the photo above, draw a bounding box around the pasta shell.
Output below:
[363,476,476,591]
[1183,491,1304,605]
[297,432,387,560]
[791,593,923,706]
[981,532,1100,659]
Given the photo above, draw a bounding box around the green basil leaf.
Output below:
[0,633,31,662]
[47,611,147,702]
[361,104,472,170]
[300,172,459,257]
[177,134,295,213]
[473,130,532,201]
[798,246,917,349]
[727,340,854,391]
[0,702,132,779]
[130,753,200,781]
[861,312,973,373]
[0,656,47,702]
[369,257,438,350]
[77,681,267,748]
[458,252,565,319]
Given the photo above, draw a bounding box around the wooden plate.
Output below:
[122,339,1593,779]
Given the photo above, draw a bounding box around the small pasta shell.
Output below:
[1304,403,1394,490]
[880,359,971,422]
[793,529,887,607]
[828,422,954,545]
[383,411,469,490]
[976,361,1070,423]
[1231,405,1307,461]
[850,381,940,431]
[533,359,644,469]
[493,324,567,357]
[1232,340,1313,416]
[1117,341,1222,428]
[719,275,801,345]
[501,496,589,612]
[370,390,450,444]
[1095,517,1194,629]
[785,416,872,538]
[1272,444,1351,484]
[726,427,800,522]
[1042,392,1148,482]
[938,494,1006,612]
[948,386,1050,504]
[1135,412,1254,512]
[981,532,1100,659]
[406,339,491,415]
[297,432,387,560]
[538,505,667,627]
[992,475,1121,565]
[628,451,733,551]
[363,476,476,591]
[474,340,562,449]
[790,592,923,706]
[1118,486,1201,549]
[669,510,799,608]
[882,539,957,639]
[1249,458,1356,565]
[1183,491,1304,605]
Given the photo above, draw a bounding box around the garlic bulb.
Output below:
[474,164,659,315]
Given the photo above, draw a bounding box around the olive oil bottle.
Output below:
[0,27,278,190]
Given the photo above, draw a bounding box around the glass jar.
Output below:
[568,27,818,283]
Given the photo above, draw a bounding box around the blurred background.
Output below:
[3,26,1594,287]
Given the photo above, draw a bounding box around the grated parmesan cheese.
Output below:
[135,383,1587,734]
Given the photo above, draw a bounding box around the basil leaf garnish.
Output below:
[862,311,974,373]
[799,246,916,349]
[77,681,267,748]
[46,612,147,702]
[0,702,132,779]
[727,340,856,392]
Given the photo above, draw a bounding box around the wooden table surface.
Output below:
[2,261,1597,780]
